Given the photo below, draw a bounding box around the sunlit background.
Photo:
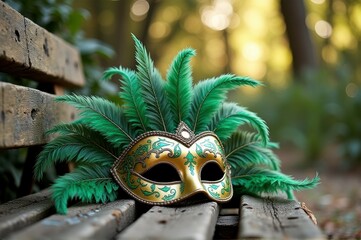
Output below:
[73,0,361,168]
[76,0,360,89]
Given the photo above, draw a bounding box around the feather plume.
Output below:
[56,94,135,148]
[232,166,320,199]
[132,34,175,132]
[52,166,119,214]
[188,75,260,133]
[34,35,319,214]
[208,102,269,144]
[103,67,149,132]
[165,48,195,125]
[34,124,118,180]
[224,132,280,171]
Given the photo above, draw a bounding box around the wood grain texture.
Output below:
[0,82,77,149]
[5,200,135,240]
[0,190,54,238]
[116,202,219,240]
[0,2,84,88]
[238,195,325,239]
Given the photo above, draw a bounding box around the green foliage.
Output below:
[0,149,26,203]
[250,74,336,162]
[249,64,361,168]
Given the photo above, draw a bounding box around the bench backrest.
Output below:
[0,2,84,149]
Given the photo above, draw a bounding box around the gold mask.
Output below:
[111,122,233,204]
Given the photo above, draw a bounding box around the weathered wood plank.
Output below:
[116,202,219,240]
[238,195,325,239]
[0,2,84,88]
[0,190,54,238]
[5,200,136,240]
[0,82,77,149]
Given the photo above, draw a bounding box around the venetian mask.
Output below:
[111,122,233,204]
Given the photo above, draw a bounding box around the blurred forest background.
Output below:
[1,0,360,238]
[79,0,361,172]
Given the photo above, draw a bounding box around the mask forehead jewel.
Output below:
[181,130,190,139]
[176,122,196,144]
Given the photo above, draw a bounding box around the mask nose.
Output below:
[182,170,206,195]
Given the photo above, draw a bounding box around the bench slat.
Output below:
[116,202,219,240]
[5,200,135,240]
[238,195,325,239]
[0,82,77,149]
[0,190,54,237]
[0,2,84,88]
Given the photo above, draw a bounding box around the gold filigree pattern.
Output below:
[111,122,233,204]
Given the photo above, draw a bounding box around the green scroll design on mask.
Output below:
[208,184,221,199]
[184,151,197,176]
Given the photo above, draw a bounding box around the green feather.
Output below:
[232,166,320,199]
[165,48,195,125]
[208,102,269,144]
[224,132,280,171]
[52,166,119,214]
[34,123,118,180]
[188,74,260,133]
[33,35,319,214]
[56,94,136,148]
[103,67,149,132]
[132,34,175,132]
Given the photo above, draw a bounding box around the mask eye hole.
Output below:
[141,163,181,183]
[201,161,224,181]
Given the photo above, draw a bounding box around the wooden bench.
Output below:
[0,190,324,239]
[0,3,324,239]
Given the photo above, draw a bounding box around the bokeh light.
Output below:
[311,0,325,4]
[315,20,332,38]
[331,24,356,49]
[130,0,149,21]
[201,0,233,31]
[351,5,361,31]
[242,43,263,62]
[346,83,358,98]
[321,45,338,64]
[149,22,170,39]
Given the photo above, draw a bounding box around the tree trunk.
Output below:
[280,0,319,76]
